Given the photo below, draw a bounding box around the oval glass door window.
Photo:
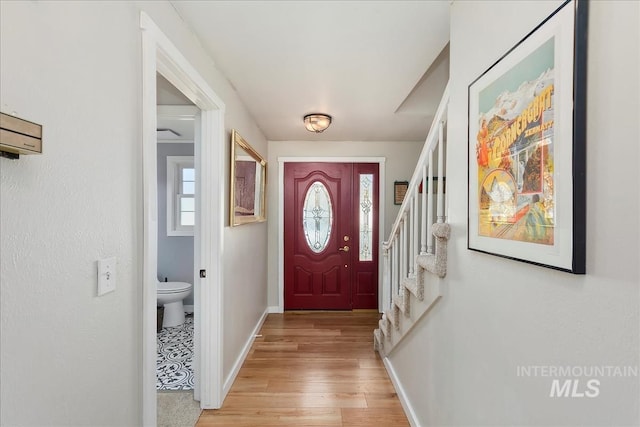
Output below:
[303,181,333,253]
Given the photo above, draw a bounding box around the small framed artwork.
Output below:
[467,0,587,273]
[394,181,409,205]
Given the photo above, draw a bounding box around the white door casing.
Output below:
[141,12,226,426]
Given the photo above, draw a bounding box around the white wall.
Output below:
[0,2,141,425]
[1,1,268,425]
[266,140,423,308]
[388,1,640,426]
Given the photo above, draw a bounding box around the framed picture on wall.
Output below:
[230,130,267,226]
[467,0,588,274]
[394,181,409,205]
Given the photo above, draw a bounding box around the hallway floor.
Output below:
[196,311,409,426]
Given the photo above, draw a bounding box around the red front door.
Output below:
[284,162,379,310]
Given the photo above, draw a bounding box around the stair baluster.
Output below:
[374,81,451,356]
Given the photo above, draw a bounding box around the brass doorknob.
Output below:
[338,245,350,252]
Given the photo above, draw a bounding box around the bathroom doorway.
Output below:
[156,82,198,384]
[156,88,200,423]
[141,12,226,426]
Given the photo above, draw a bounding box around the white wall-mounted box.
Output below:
[0,112,42,155]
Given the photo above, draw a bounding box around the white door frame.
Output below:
[277,157,387,313]
[141,12,226,426]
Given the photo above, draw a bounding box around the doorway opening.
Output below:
[156,91,198,402]
[141,12,226,426]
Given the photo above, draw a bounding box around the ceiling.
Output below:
[168,1,451,142]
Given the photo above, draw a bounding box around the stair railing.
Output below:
[382,82,449,313]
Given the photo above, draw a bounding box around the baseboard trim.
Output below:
[222,307,269,396]
[183,304,194,314]
[268,305,282,313]
[382,356,420,427]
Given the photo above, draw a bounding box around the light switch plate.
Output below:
[97,257,116,296]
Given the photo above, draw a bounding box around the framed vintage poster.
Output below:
[467,0,587,273]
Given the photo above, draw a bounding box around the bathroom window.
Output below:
[167,156,195,236]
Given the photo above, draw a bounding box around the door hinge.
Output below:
[199,269,207,278]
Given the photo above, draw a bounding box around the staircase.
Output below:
[374,82,451,356]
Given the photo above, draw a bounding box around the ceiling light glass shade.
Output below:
[304,114,332,133]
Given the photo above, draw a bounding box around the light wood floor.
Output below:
[196,311,409,426]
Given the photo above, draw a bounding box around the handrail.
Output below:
[383,81,449,250]
[377,81,451,351]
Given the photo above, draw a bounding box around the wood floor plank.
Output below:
[197,408,342,427]
[263,335,374,343]
[261,321,315,329]
[364,392,407,409]
[226,377,269,392]
[297,342,376,352]
[250,350,378,359]
[266,379,397,393]
[242,358,361,369]
[341,408,410,427]
[222,392,368,408]
[196,312,409,426]
[236,367,292,378]
[291,368,393,381]
[250,342,299,352]
[336,326,381,336]
[359,358,386,368]
[259,327,342,336]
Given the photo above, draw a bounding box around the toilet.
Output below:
[157,281,193,328]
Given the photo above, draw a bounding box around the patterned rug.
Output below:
[157,316,194,390]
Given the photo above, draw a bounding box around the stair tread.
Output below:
[384,309,396,326]
[373,329,384,353]
[416,253,434,270]
[385,309,400,331]
[378,318,389,337]
[393,292,410,315]
[402,276,417,288]
[402,276,424,301]
[393,293,404,306]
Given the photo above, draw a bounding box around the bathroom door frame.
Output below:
[141,12,226,426]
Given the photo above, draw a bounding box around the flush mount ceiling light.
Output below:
[303,113,332,133]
